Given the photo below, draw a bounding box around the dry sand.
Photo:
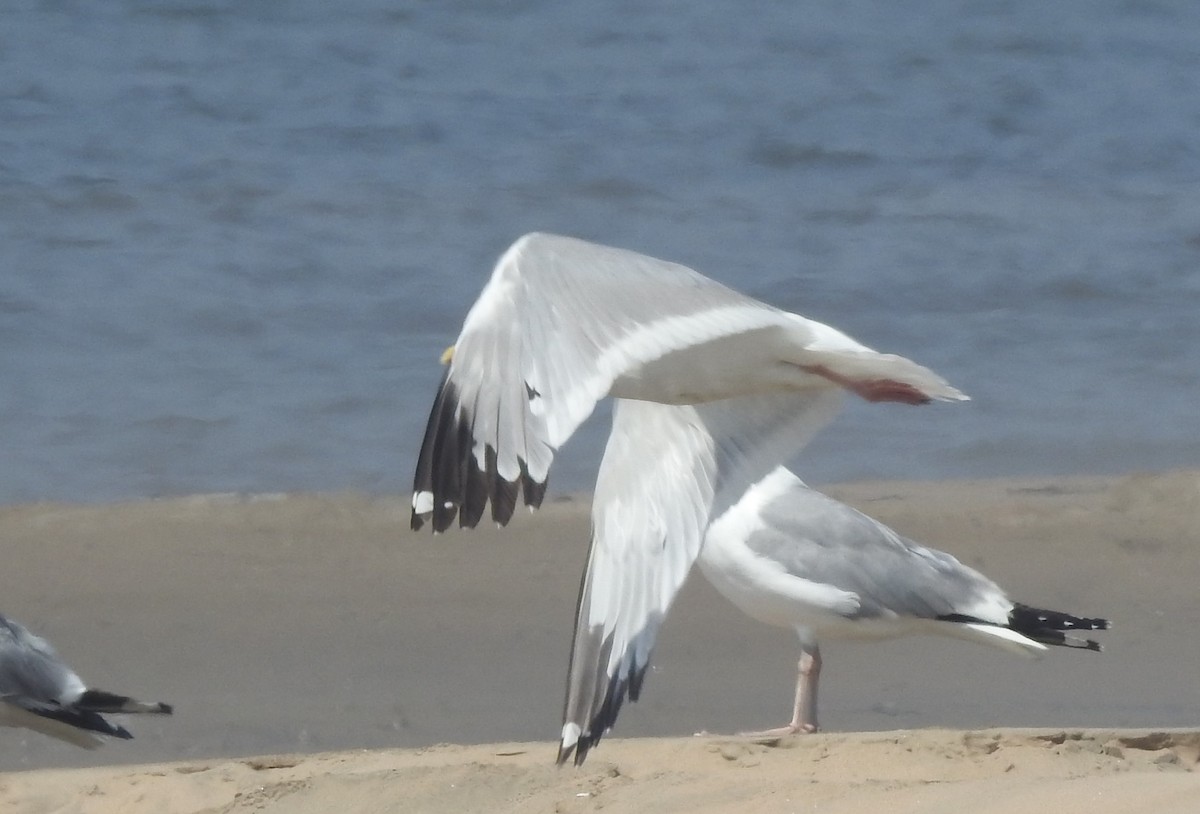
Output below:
[1,470,1198,811]
[3,729,1199,814]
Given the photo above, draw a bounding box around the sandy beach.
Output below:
[3,729,1199,814]
[2,471,1198,811]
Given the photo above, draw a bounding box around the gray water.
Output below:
[3,0,1199,506]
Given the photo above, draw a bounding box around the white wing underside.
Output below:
[558,388,845,764]
[412,233,965,532]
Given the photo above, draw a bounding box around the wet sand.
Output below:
[1,471,1198,810]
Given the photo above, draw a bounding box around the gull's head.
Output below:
[440,345,456,365]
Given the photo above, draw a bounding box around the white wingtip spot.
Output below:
[412,491,434,514]
[934,385,970,402]
[561,722,581,749]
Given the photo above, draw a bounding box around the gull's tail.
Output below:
[1007,603,1110,652]
[17,690,172,747]
[76,689,174,715]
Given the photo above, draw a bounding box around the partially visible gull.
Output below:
[412,232,966,532]
[409,233,969,764]
[0,613,173,749]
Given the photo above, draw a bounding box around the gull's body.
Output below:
[410,232,967,763]
[0,613,173,749]
[701,468,1039,650]
[697,466,1109,742]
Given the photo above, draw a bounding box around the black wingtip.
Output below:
[520,463,548,511]
[77,690,174,715]
[412,371,449,527]
[491,479,519,526]
[459,447,490,528]
[560,661,652,767]
[413,369,467,533]
[414,369,546,533]
[1008,603,1111,651]
[32,706,135,740]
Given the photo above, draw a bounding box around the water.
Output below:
[2,0,1199,506]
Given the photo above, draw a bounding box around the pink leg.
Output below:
[802,365,931,405]
[740,646,822,737]
[795,647,821,732]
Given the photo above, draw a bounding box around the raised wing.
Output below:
[412,233,794,531]
[411,232,965,532]
[558,388,845,765]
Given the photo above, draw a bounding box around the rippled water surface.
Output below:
[2,0,1199,505]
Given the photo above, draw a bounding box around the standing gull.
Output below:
[0,613,173,749]
[693,465,1109,743]
[410,233,966,762]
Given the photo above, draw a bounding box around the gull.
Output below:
[409,233,967,763]
[0,613,173,749]
[694,466,1109,743]
[411,232,966,533]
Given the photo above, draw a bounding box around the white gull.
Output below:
[408,232,971,764]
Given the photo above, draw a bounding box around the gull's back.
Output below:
[0,614,84,708]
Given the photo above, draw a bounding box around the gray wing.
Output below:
[748,480,1009,622]
[411,232,966,532]
[558,388,845,765]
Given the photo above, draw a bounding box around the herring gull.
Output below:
[694,465,1109,743]
[409,233,970,764]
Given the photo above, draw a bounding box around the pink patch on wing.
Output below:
[802,365,932,405]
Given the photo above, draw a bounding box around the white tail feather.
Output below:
[951,622,1048,658]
